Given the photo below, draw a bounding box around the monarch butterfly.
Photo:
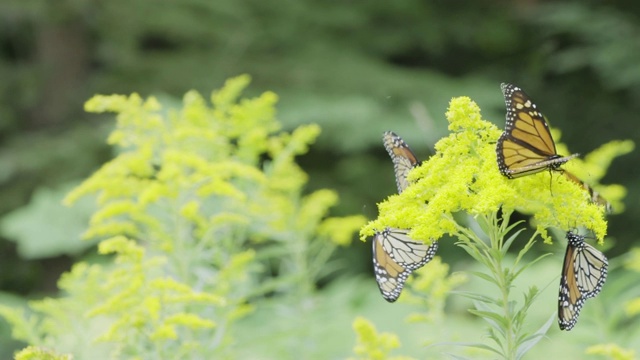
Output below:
[374,132,438,302]
[373,227,439,302]
[558,231,608,331]
[382,131,421,194]
[562,171,612,213]
[496,83,579,179]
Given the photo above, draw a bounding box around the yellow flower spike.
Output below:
[211,74,252,112]
[318,215,368,246]
[445,96,485,132]
[143,96,161,112]
[350,317,414,360]
[14,346,73,360]
[164,313,215,329]
[624,298,640,316]
[586,343,636,360]
[297,189,339,231]
[563,139,635,213]
[149,324,178,341]
[402,257,467,323]
[578,140,635,181]
[84,94,130,113]
[98,236,144,261]
[143,297,161,321]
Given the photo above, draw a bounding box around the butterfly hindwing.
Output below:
[373,228,438,302]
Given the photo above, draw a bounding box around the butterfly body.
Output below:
[374,132,437,302]
[496,83,579,179]
[558,231,608,331]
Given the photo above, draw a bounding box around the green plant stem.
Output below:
[491,225,516,358]
[453,211,546,360]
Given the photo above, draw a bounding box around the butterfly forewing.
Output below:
[382,131,421,193]
[498,135,565,178]
[506,87,557,154]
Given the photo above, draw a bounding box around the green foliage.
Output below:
[3,2,640,356]
[533,3,640,93]
[0,183,97,259]
[0,75,365,358]
[454,212,554,359]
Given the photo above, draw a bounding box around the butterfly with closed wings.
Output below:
[497,83,612,211]
[558,231,608,331]
[373,132,438,302]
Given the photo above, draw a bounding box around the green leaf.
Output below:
[0,183,98,259]
[515,313,555,360]
[468,309,509,333]
[446,354,473,360]
[503,227,526,253]
[450,290,498,304]
[513,252,553,279]
[487,327,505,351]
[456,243,492,268]
[441,342,503,357]
[467,270,500,287]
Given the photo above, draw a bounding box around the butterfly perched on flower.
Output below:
[496,83,611,211]
[558,231,608,331]
[373,132,438,302]
[496,83,578,178]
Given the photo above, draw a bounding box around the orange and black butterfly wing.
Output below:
[383,131,421,193]
[497,83,578,178]
[373,228,438,302]
[558,232,608,330]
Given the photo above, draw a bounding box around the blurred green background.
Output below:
[0,0,639,357]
